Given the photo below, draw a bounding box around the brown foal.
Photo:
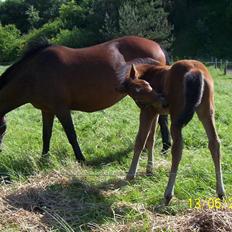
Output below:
[120,59,225,204]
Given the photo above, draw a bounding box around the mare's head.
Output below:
[0,116,6,151]
[119,64,167,108]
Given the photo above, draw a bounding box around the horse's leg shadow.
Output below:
[86,145,133,167]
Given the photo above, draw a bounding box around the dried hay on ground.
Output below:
[0,167,232,231]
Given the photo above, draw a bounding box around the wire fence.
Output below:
[170,57,232,75]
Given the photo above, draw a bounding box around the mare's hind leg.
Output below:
[56,110,85,162]
[42,111,54,155]
[158,115,171,154]
[164,123,183,205]
[127,107,156,180]
[145,114,159,175]
[197,108,225,199]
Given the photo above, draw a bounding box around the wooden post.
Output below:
[224,60,228,75]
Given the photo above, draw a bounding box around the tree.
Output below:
[0,0,66,33]
[26,5,40,29]
[101,0,173,49]
[0,24,22,62]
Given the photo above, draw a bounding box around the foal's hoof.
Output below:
[218,193,225,200]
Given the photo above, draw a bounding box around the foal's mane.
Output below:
[0,39,52,91]
[117,58,160,83]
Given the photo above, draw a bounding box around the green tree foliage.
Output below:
[170,0,232,58]
[0,0,29,33]
[0,0,66,33]
[26,5,40,29]
[0,24,22,62]
[59,0,93,29]
[100,0,173,48]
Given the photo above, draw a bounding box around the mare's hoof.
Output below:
[164,195,173,206]
[126,174,135,181]
[161,144,171,156]
[39,154,51,166]
[146,170,153,176]
[77,158,86,167]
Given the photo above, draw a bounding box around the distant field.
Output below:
[0,66,232,231]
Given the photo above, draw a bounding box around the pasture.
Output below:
[0,66,232,231]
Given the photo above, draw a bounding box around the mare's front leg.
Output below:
[197,108,225,199]
[145,114,159,175]
[164,123,183,205]
[56,110,85,162]
[158,115,171,154]
[41,111,55,156]
[127,107,156,180]
[0,116,6,151]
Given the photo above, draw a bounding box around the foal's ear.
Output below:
[129,64,140,80]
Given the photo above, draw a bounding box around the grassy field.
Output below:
[0,66,232,231]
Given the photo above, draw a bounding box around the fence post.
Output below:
[220,59,223,70]
[215,58,217,69]
[224,60,228,75]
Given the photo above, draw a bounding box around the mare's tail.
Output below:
[176,69,204,127]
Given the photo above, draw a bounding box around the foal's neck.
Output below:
[142,65,170,94]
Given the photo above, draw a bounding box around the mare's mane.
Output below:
[0,39,52,91]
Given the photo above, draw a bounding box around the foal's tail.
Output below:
[177,69,204,127]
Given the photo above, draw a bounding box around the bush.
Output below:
[23,19,62,45]
[53,28,97,48]
[0,24,23,63]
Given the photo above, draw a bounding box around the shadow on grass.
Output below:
[5,178,115,231]
[86,145,133,167]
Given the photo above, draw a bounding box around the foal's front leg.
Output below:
[127,107,156,180]
[164,123,183,205]
[145,114,159,175]
[158,115,171,154]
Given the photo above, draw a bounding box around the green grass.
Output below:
[0,66,232,231]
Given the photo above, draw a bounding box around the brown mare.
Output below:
[0,36,170,161]
[119,59,225,204]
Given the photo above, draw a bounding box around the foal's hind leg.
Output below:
[145,114,159,175]
[42,111,54,155]
[56,110,85,162]
[164,123,183,205]
[197,109,225,199]
[127,107,156,180]
[158,115,171,154]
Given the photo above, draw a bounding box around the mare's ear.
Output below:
[129,64,140,80]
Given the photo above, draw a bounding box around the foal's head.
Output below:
[119,64,167,108]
